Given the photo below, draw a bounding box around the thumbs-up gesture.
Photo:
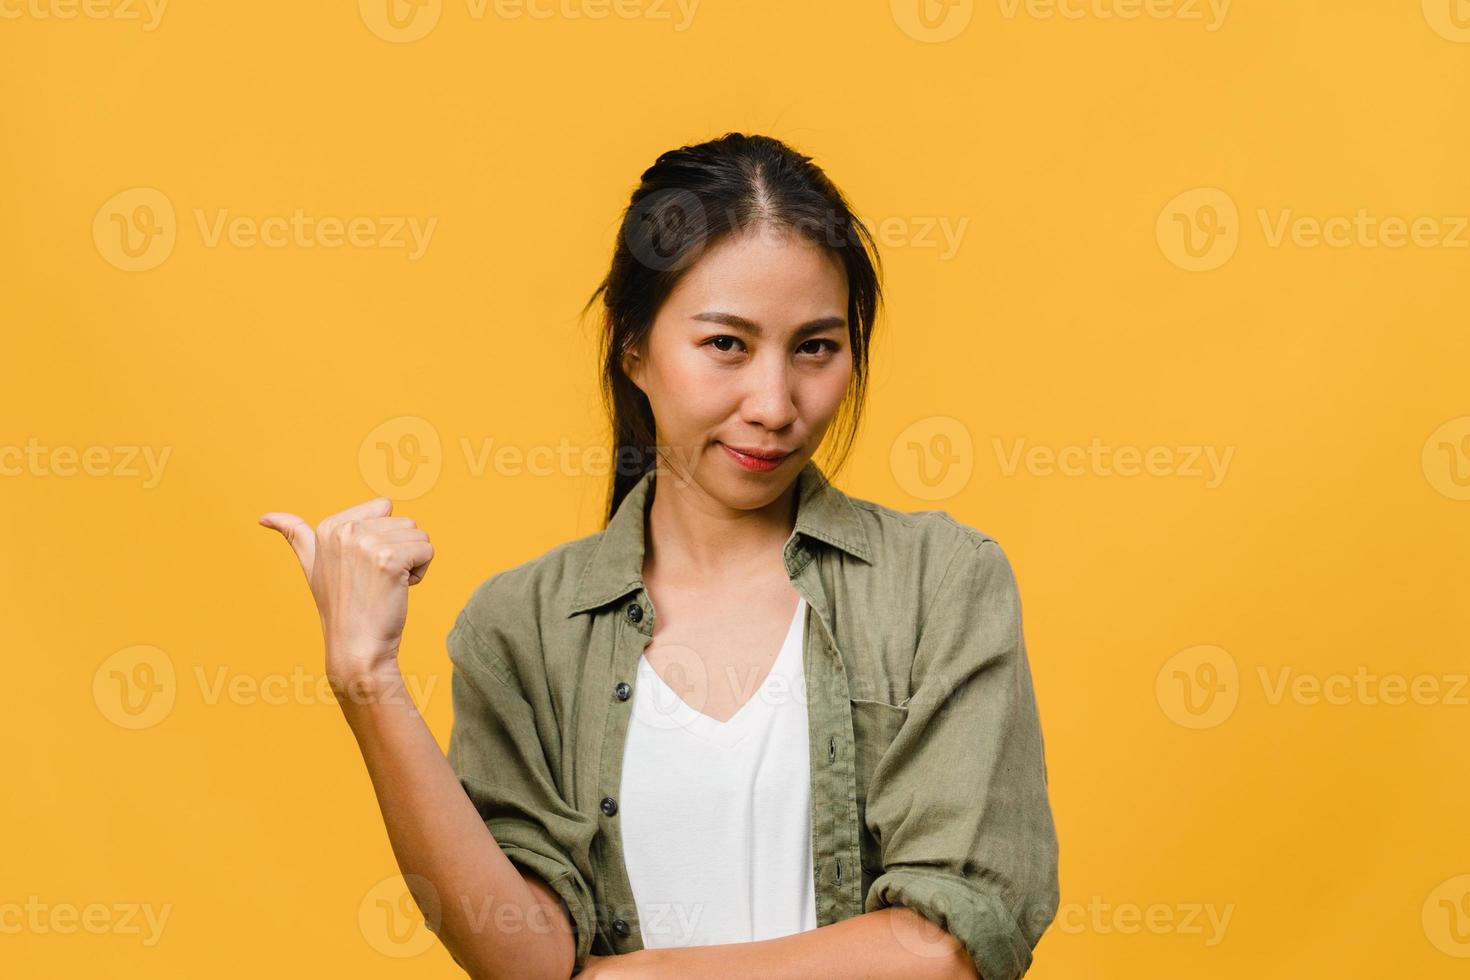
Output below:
[258,497,434,689]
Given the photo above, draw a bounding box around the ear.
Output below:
[622,344,645,392]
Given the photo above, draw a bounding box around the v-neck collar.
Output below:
[632,596,807,748]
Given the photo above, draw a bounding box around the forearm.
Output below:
[640,907,979,980]
[335,669,573,980]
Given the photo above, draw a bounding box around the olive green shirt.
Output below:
[444,459,1060,979]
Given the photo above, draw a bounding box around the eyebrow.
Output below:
[690,311,847,337]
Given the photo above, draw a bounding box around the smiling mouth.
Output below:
[723,445,792,461]
[719,443,794,470]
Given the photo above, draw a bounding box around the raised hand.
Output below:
[258,496,434,689]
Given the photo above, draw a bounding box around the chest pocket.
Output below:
[849,696,910,898]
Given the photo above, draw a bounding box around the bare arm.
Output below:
[620,907,979,980]
[259,497,574,980]
[337,669,576,980]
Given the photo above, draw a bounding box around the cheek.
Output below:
[809,356,853,413]
[646,352,732,423]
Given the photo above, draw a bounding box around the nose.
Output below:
[740,348,799,431]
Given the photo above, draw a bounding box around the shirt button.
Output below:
[614,681,631,701]
[625,601,643,624]
[600,796,619,816]
[612,918,630,938]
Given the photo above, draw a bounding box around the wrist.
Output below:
[328,664,407,707]
[630,946,670,978]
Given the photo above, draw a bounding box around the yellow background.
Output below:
[4,0,1468,976]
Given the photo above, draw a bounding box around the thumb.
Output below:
[258,511,317,580]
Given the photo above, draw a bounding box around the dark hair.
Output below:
[583,132,884,523]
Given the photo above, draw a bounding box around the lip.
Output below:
[719,443,793,472]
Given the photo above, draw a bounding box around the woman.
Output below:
[259,132,1059,980]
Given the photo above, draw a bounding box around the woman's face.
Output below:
[624,223,853,509]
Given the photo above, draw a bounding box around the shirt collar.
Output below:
[565,457,873,618]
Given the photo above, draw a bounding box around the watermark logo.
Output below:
[1159,648,1470,728]
[0,897,173,946]
[0,0,168,30]
[93,645,177,730]
[1422,416,1470,501]
[890,0,974,43]
[866,214,970,259]
[1055,895,1234,946]
[360,0,699,41]
[1424,874,1470,957]
[1155,644,1238,729]
[1161,188,1470,270]
[1258,666,1468,708]
[1423,0,1470,43]
[92,645,439,729]
[624,187,708,272]
[360,873,440,957]
[360,416,444,501]
[1258,208,1469,250]
[996,0,1230,31]
[890,415,975,500]
[94,188,437,271]
[993,437,1233,488]
[0,438,172,487]
[1157,187,1239,272]
[360,0,442,42]
[94,187,177,272]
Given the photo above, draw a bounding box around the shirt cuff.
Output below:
[864,867,1047,980]
[494,838,597,976]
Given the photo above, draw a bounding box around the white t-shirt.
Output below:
[619,595,819,948]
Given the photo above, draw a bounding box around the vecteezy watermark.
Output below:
[1156,187,1239,272]
[992,437,1234,488]
[1157,644,1470,729]
[889,0,975,42]
[357,415,724,500]
[91,645,440,729]
[1257,209,1470,251]
[1156,645,1239,729]
[1423,0,1470,43]
[1257,666,1470,708]
[0,897,173,946]
[360,873,441,958]
[1054,895,1235,946]
[632,902,707,946]
[1421,415,1470,501]
[890,415,975,501]
[360,416,445,501]
[887,416,1234,501]
[891,0,1228,42]
[358,0,700,43]
[1423,874,1470,957]
[859,213,970,260]
[359,873,664,960]
[0,0,168,30]
[1158,187,1470,271]
[995,0,1230,30]
[93,187,437,272]
[618,190,971,272]
[0,438,171,488]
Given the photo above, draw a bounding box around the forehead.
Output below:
[661,226,849,324]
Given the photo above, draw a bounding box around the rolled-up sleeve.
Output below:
[862,532,1060,980]
[446,579,599,975]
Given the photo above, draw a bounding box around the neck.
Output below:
[644,463,798,586]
